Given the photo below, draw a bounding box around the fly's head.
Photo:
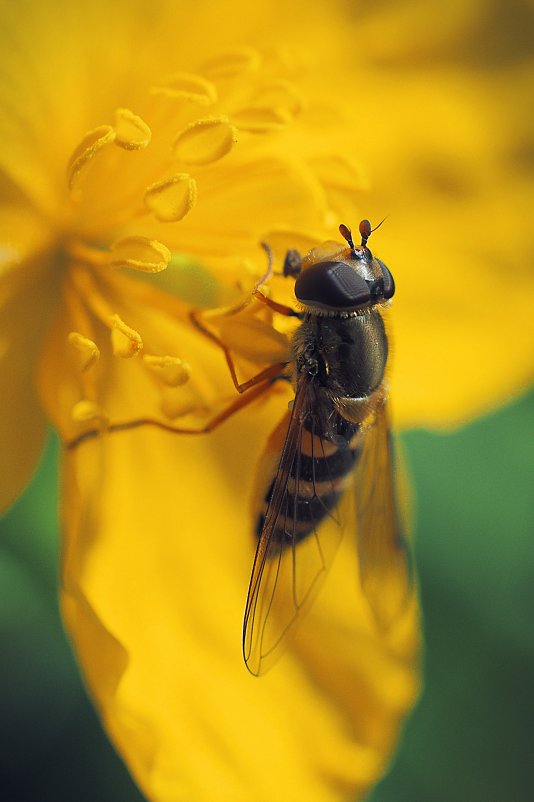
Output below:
[288,220,395,316]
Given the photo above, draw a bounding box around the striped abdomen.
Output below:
[255,408,361,546]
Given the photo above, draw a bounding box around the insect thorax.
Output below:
[291,310,388,400]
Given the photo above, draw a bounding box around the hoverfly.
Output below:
[240,220,412,675]
[67,219,412,676]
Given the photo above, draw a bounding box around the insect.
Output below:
[67,219,412,676]
[240,220,412,675]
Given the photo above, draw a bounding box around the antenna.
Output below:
[359,217,386,248]
[339,223,357,256]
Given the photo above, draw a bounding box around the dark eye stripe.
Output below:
[295,261,371,308]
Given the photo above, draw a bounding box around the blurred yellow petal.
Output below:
[391,231,534,428]
[0,199,57,512]
[61,417,419,802]
[0,291,48,512]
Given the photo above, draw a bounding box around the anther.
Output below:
[110,314,143,358]
[71,400,108,424]
[67,126,116,191]
[231,106,292,133]
[144,175,197,222]
[143,355,191,386]
[174,117,238,165]
[109,237,171,273]
[68,332,100,371]
[150,72,218,106]
[113,108,151,150]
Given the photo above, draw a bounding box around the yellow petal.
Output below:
[188,157,327,249]
[174,117,238,165]
[382,216,534,428]
[0,252,55,513]
[144,175,197,223]
[159,388,200,420]
[0,190,59,512]
[62,404,420,802]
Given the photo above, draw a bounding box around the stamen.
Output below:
[251,79,303,117]
[110,314,143,358]
[109,236,171,273]
[66,239,109,268]
[143,355,191,387]
[113,108,151,150]
[68,331,100,371]
[150,72,218,106]
[231,106,292,133]
[69,266,144,359]
[71,399,108,424]
[174,116,238,165]
[62,278,101,401]
[67,125,116,191]
[144,174,197,222]
[201,47,261,79]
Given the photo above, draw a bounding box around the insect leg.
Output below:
[65,373,280,450]
[191,308,289,393]
[252,290,302,318]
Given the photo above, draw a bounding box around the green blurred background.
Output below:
[1,389,532,802]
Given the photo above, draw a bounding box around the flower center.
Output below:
[57,49,308,444]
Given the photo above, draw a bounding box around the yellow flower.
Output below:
[1,0,532,801]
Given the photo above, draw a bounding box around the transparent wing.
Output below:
[353,400,414,630]
[243,372,349,676]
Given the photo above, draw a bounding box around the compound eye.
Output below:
[295,261,371,309]
[376,259,395,299]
